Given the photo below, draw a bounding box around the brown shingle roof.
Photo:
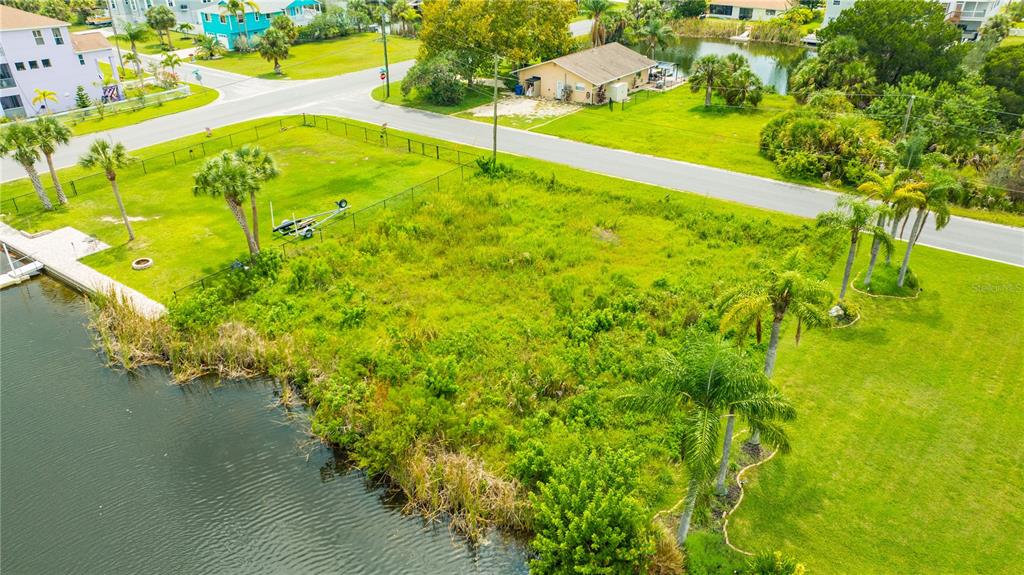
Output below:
[0,4,68,31]
[71,31,112,53]
[521,42,657,86]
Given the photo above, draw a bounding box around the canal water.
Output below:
[0,276,528,574]
[654,37,813,94]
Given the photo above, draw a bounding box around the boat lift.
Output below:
[271,199,350,239]
[0,242,44,290]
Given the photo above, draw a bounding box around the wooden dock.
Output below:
[0,222,165,319]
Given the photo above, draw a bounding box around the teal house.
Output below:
[199,0,322,50]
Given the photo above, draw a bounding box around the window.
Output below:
[738,7,753,19]
[708,4,733,16]
[15,62,26,71]
[32,30,44,45]
[833,0,840,4]
[1,95,24,110]
[52,28,64,45]
[28,61,39,69]
[766,9,776,16]
[575,83,585,92]
[220,15,227,24]
[0,64,14,88]
[237,15,244,23]
[78,54,86,65]
[253,12,260,21]
[41,59,51,68]
[203,13,210,21]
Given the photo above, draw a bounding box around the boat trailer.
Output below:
[272,199,350,239]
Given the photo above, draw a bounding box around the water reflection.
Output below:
[654,37,813,94]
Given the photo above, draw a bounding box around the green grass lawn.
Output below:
[66,83,218,136]
[1000,35,1024,47]
[535,87,794,181]
[0,117,459,300]
[728,247,1024,574]
[4,118,1021,573]
[198,33,419,79]
[113,30,195,55]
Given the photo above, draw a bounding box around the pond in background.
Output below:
[0,276,529,575]
[654,37,813,95]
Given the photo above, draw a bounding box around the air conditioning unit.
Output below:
[609,82,628,103]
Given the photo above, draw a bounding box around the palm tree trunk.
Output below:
[274,58,281,74]
[45,153,68,205]
[677,475,701,546]
[897,208,926,287]
[839,231,857,300]
[226,198,258,255]
[109,177,134,241]
[705,82,712,107]
[250,192,260,250]
[131,44,143,81]
[23,162,53,210]
[715,409,736,496]
[886,214,900,264]
[751,315,784,447]
[864,213,886,287]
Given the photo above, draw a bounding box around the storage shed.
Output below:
[515,42,658,105]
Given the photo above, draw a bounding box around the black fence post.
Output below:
[352,212,356,231]
[435,146,439,160]
[457,150,461,165]
[172,150,178,165]
[229,134,234,146]
[11,198,18,213]
[255,125,260,140]
[141,160,148,174]
[201,142,206,156]
[70,180,78,196]
[344,122,349,136]
[363,127,368,142]
[303,112,307,126]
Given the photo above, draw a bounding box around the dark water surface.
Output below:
[1,276,528,574]
[655,37,813,94]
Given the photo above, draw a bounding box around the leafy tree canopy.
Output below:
[982,45,1024,120]
[818,0,965,85]
[672,0,706,19]
[401,51,467,106]
[789,35,876,106]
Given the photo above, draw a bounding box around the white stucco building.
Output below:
[1,5,118,118]
[707,0,794,21]
[823,0,1011,39]
[107,0,214,28]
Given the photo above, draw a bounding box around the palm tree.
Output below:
[394,1,420,37]
[625,336,794,545]
[33,117,72,206]
[177,22,194,37]
[195,35,227,60]
[232,145,278,251]
[689,55,725,107]
[580,0,610,47]
[856,170,927,286]
[193,151,261,255]
[719,249,831,444]
[122,51,141,79]
[639,17,672,57]
[79,140,136,241]
[116,23,151,80]
[257,28,290,75]
[161,53,183,78]
[222,0,260,43]
[32,89,58,112]
[0,123,52,210]
[816,195,892,300]
[897,172,953,287]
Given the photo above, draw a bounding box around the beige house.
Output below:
[708,0,794,21]
[516,42,657,105]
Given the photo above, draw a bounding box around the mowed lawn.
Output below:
[198,33,419,79]
[0,117,457,300]
[533,87,795,180]
[67,83,219,136]
[112,30,196,55]
[727,246,1024,573]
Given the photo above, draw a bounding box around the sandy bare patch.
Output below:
[468,97,578,120]
[100,215,158,223]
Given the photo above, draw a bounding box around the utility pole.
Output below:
[492,55,499,162]
[899,94,916,141]
[380,9,391,98]
[106,0,125,77]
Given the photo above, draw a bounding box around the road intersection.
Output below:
[2,58,1022,267]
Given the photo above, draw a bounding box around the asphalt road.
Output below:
[2,59,1022,267]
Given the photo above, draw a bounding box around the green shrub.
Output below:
[401,51,466,106]
[508,438,552,489]
[288,256,332,292]
[168,288,226,332]
[530,449,654,574]
[746,550,807,575]
[424,355,459,399]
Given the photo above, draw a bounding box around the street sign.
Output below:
[380,72,386,80]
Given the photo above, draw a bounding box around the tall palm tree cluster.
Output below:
[193,146,279,256]
[1,118,71,211]
[581,0,671,56]
[689,53,765,108]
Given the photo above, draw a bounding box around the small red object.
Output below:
[380,72,386,80]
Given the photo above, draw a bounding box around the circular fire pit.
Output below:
[131,257,153,271]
